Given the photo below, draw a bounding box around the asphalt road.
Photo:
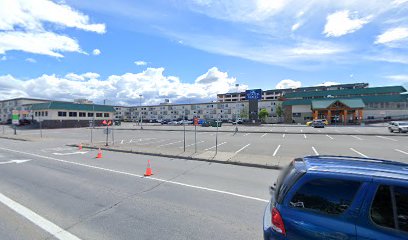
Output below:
[0,138,277,240]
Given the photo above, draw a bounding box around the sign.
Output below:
[12,110,19,125]
[245,89,262,100]
[193,117,199,126]
[102,120,107,125]
[107,120,112,126]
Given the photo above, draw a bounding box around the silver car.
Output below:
[388,121,408,133]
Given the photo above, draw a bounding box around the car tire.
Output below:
[399,128,402,133]
[389,128,393,133]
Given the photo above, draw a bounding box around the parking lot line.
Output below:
[157,140,182,147]
[376,136,398,142]
[120,140,124,144]
[350,148,369,158]
[395,149,408,155]
[235,144,251,154]
[303,134,307,139]
[282,134,285,138]
[351,135,363,140]
[260,133,267,138]
[204,142,227,151]
[179,141,205,148]
[312,146,319,155]
[243,133,250,137]
[317,129,321,132]
[326,134,334,140]
[300,129,303,133]
[273,145,281,157]
[138,139,168,146]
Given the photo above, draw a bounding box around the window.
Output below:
[371,185,395,229]
[58,111,67,117]
[41,111,44,116]
[69,112,77,117]
[290,179,361,215]
[292,113,301,118]
[96,113,103,117]
[35,112,38,116]
[395,186,408,232]
[79,112,86,117]
[88,112,94,117]
[45,111,48,117]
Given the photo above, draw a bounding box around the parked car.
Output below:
[160,120,169,125]
[18,119,31,126]
[306,119,328,126]
[263,155,408,240]
[389,121,408,133]
[232,118,243,125]
[311,120,325,128]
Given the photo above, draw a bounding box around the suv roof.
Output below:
[296,156,408,181]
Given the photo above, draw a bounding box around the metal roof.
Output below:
[284,86,406,99]
[311,98,365,109]
[283,94,408,106]
[302,156,408,181]
[30,101,115,112]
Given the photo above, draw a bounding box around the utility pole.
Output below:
[139,94,143,130]
[183,108,186,152]
[235,83,239,133]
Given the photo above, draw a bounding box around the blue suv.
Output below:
[263,156,408,240]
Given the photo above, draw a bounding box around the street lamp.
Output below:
[139,94,143,130]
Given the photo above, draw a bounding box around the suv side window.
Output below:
[371,185,408,233]
[395,186,408,232]
[290,178,361,215]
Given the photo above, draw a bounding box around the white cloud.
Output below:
[0,31,82,57]
[385,75,408,82]
[134,61,147,66]
[0,55,6,61]
[316,81,341,86]
[323,10,371,37]
[291,22,301,32]
[25,58,36,63]
[0,0,105,57]
[92,49,101,56]
[275,79,302,89]
[0,67,243,105]
[375,27,408,45]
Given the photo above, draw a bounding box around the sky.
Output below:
[1,0,408,106]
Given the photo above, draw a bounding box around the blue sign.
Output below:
[245,89,262,100]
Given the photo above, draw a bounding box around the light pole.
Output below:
[183,108,186,152]
[235,83,239,132]
[139,94,143,130]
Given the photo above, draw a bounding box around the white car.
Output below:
[388,121,408,133]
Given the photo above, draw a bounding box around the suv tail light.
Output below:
[271,207,286,235]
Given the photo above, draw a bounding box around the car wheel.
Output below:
[389,128,393,133]
[399,128,402,133]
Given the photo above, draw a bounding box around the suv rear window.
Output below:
[371,185,408,233]
[290,178,361,215]
[274,161,304,204]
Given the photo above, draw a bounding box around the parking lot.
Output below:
[3,123,408,167]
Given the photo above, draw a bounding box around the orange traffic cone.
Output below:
[144,160,153,176]
[96,148,102,158]
[78,144,82,150]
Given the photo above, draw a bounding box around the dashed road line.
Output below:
[395,149,408,155]
[376,136,398,142]
[157,140,182,147]
[350,148,369,158]
[235,144,251,154]
[351,135,363,140]
[273,145,281,157]
[0,147,268,203]
[0,192,81,240]
[312,147,319,155]
[260,133,267,138]
[204,142,227,151]
[326,134,334,140]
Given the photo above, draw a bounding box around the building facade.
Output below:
[0,98,50,123]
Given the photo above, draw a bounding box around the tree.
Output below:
[276,104,283,118]
[258,108,269,123]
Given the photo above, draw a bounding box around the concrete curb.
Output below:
[67,144,281,170]
[0,136,29,141]
[113,128,407,137]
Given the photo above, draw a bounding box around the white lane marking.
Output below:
[0,159,32,165]
[0,192,81,240]
[303,134,307,139]
[300,129,303,133]
[317,129,321,132]
[243,133,250,137]
[235,144,251,154]
[204,142,227,151]
[326,134,334,140]
[376,136,398,142]
[157,140,182,147]
[273,145,281,157]
[138,139,168,146]
[52,151,87,156]
[395,149,408,155]
[120,140,124,144]
[350,148,369,158]
[351,135,363,140]
[282,134,285,138]
[312,147,319,155]
[270,129,273,132]
[179,141,205,148]
[0,147,268,203]
[260,133,267,138]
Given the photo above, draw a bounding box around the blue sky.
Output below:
[1,0,408,105]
